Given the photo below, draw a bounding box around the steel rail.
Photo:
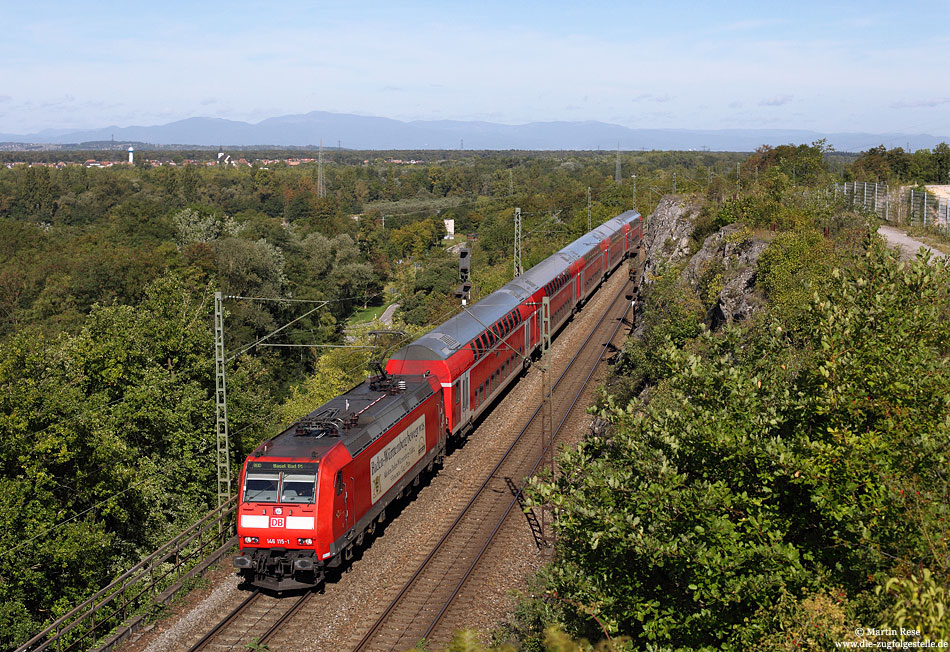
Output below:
[183,587,314,652]
[184,589,260,652]
[257,592,313,647]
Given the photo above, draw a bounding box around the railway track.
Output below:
[349,273,633,652]
[183,589,312,652]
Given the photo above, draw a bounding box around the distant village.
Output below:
[1,148,429,169]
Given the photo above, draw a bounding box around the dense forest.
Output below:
[0,141,947,649]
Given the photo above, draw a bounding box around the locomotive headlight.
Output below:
[297,538,313,545]
[244,536,259,544]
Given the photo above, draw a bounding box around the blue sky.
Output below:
[2,0,949,137]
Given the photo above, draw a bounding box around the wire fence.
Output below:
[836,181,950,233]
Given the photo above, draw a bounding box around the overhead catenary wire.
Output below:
[222,291,390,361]
[7,292,380,448]
[225,302,328,362]
[256,344,376,349]
[224,296,334,303]
[227,301,468,440]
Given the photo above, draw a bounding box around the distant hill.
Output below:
[2,111,947,152]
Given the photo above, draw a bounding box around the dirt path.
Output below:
[877,225,947,261]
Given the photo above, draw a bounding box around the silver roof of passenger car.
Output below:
[389,211,640,362]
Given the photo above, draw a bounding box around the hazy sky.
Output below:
[3,0,949,136]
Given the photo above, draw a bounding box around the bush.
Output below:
[756,229,831,333]
[528,240,950,648]
[610,265,703,404]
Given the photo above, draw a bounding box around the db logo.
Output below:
[269,517,285,528]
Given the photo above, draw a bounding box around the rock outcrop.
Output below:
[635,196,768,330]
[638,195,702,289]
[680,224,768,328]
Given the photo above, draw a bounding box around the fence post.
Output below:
[924,193,928,226]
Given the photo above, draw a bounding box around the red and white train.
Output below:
[233,210,642,590]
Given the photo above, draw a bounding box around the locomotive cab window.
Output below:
[244,473,279,503]
[281,473,316,504]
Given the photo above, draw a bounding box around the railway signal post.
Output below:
[457,247,471,305]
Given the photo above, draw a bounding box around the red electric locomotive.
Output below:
[233,372,444,590]
[234,210,642,590]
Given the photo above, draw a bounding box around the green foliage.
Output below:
[756,229,831,333]
[172,206,240,246]
[244,637,270,652]
[849,142,950,184]
[396,252,460,326]
[528,239,950,649]
[408,625,625,652]
[877,569,949,641]
[611,266,703,403]
[744,140,835,188]
[390,218,445,259]
[0,274,281,648]
[742,588,853,650]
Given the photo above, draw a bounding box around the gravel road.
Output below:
[877,225,946,261]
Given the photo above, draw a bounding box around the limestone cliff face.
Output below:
[638,196,767,329]
[637,195,701,291]
[679,224,768,328]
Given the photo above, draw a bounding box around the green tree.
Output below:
[529,240,950,648]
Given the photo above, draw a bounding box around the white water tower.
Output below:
[128,146,134,164]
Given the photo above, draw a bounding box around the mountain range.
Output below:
[1,111,946,152]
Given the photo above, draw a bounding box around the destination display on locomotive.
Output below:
[247,461,319,473]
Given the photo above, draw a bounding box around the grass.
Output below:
[347,299,398,326]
